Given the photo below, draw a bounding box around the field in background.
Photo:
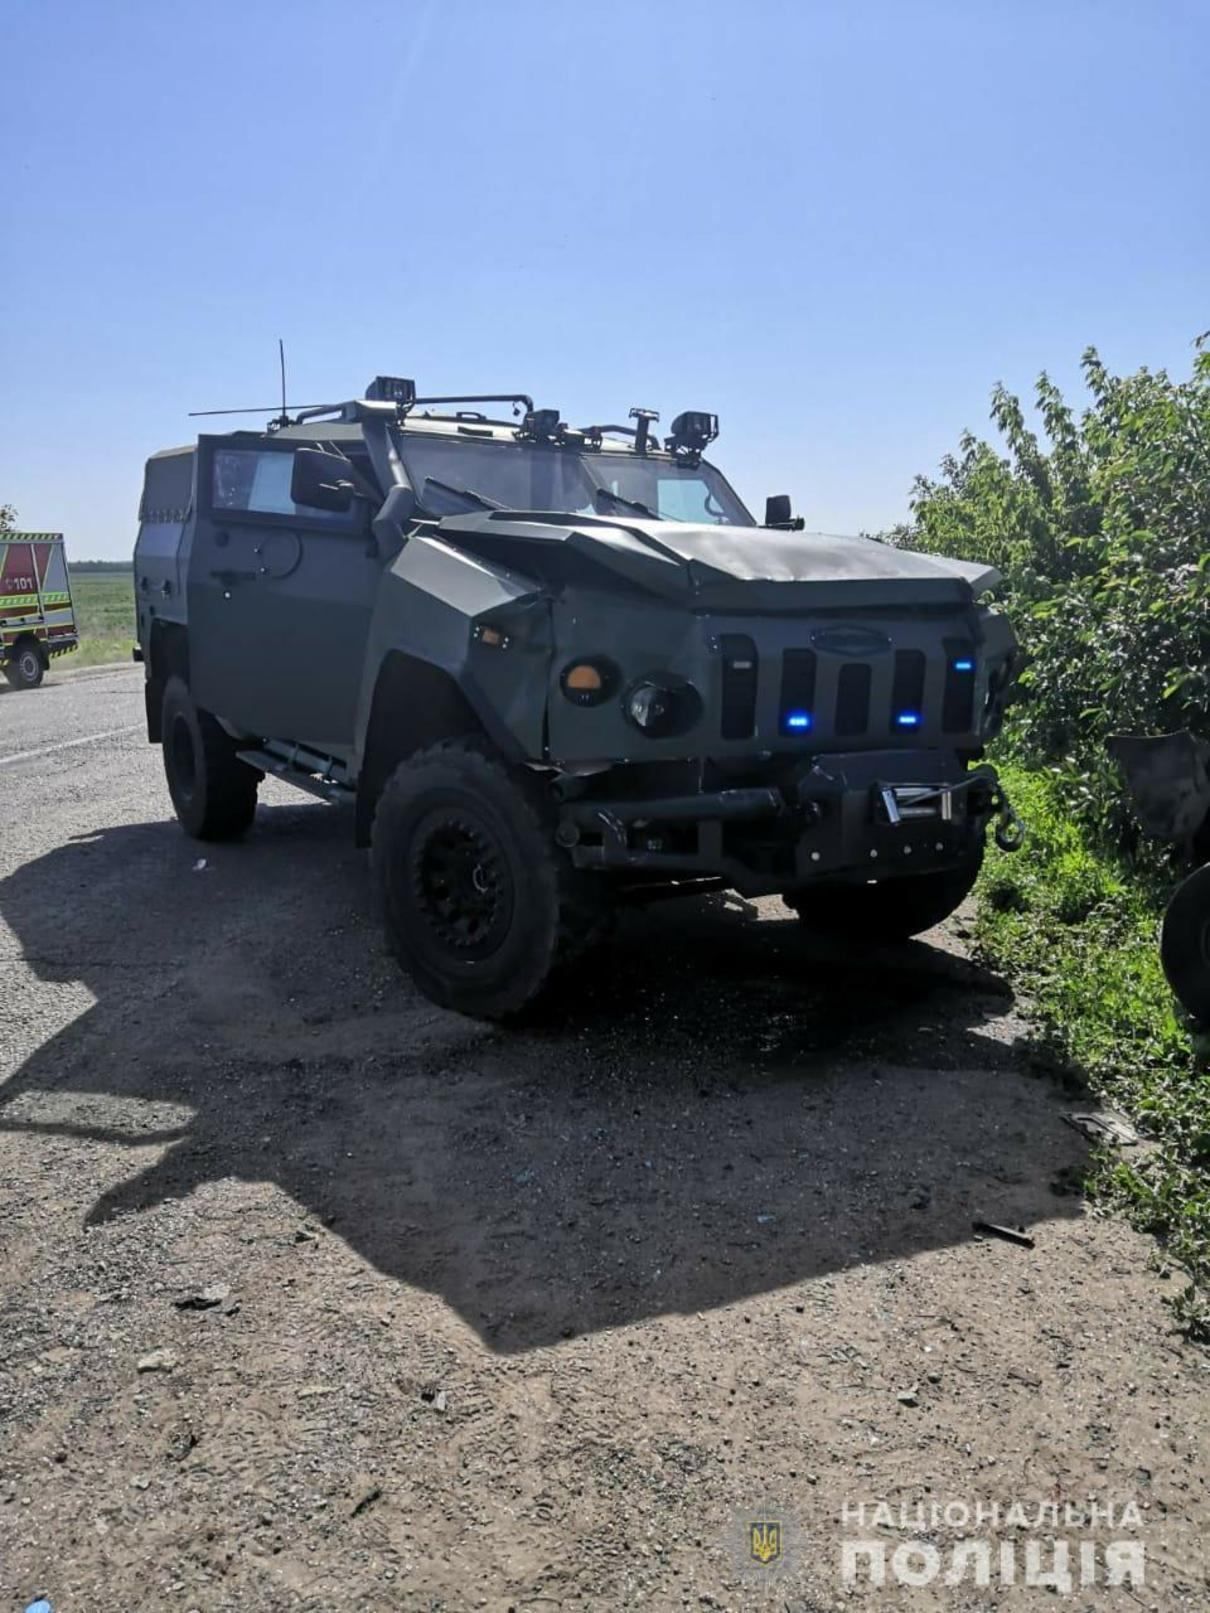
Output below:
[68,570,134,668]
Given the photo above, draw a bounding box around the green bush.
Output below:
[895,341,1210,1335]
[893,342,1210,851]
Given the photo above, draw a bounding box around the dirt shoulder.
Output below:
[1,704,1207,1610]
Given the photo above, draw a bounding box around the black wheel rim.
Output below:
[169,713,197,802]
[408,810,513,963]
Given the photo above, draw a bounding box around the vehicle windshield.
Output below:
[393,432,754,526]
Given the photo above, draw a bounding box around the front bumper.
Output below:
[557,750,1007,895]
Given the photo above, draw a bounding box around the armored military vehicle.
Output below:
[133,377,1023,1017]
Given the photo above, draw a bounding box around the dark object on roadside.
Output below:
[1160,865,1210,1022]
[1111,731,1210,1023]
[1109,731,1210,850]
[1062,1110,1141,1146]
[133,377,1023,1018]
[972,1220,1036,1249]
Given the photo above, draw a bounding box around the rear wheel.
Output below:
[5,640,45,690]
[160,676,260,840]
[785,848,983,943]
[370,739,606,1018]
[1160,863,1210,1023]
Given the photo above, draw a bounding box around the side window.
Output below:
[211,448,355,525]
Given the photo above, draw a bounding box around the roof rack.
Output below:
[412,392,534,416]
[415,410,523,430]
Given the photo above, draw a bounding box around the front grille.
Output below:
[777,649,817,735]
[767,638,980,745]
[719,634,759,740]
[942,638,976,732]
[835,663,872,735]
[890,650,926,733]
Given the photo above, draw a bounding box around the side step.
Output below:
[237,742,355,805]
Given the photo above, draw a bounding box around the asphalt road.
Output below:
[1,663,1207,1611]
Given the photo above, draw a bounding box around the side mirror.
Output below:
[291,448,355,513]
[765,493,805,531]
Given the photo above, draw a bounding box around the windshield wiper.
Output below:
[421,476,506,513]
[593,486,658,519]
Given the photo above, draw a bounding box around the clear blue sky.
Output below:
[1,0,1206,558]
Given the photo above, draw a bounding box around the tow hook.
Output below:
[992,786,1026,852]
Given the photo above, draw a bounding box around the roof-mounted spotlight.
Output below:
[365,375,417,407]
[668,410,719,464]
[518,407,562,441]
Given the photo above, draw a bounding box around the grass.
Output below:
[66,570,135,668]
[974,760,1210,1338]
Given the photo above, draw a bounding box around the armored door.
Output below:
[189,436,379,754]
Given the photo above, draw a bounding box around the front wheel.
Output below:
[370,740,605,1018]
[160,676,260,840]
[5,641,45,690]
[1160,863,1210,1023]
[784,848,983,943]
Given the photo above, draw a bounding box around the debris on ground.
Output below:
[135,1348,178,1374]
[972,1220,1036,1249]
[173,1282,231,1311]
[349,1484,383,1519]
[164,1423,199,1462]
[1063,1110,1142,1146]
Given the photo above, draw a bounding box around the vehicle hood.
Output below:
[435,511,999,610]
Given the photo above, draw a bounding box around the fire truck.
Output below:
[0,532,78,689]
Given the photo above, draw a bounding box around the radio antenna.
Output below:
[276,338,289,428]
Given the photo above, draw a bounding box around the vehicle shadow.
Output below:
[0,805,1088,1352]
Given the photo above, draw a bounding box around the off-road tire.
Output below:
[5,641,45,690]
[160,675,260,841]
[784,847,983,943]
[1160,862,1210,1024]
[370,739,606,1018]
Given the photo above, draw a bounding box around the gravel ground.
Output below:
[1,664,1207,1611]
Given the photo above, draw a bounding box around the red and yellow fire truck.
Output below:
[1,532,78,689]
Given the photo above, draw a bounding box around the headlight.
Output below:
[623,676,702,738]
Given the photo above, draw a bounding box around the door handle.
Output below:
[209,569,257,586]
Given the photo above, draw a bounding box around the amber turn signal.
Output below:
[565,663,603,692]
[560,657,618,707]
